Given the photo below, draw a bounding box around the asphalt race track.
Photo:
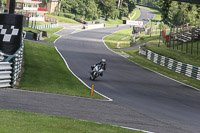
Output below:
[55,7,200,133]
[1,7,200,133]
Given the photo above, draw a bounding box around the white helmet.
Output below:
[101,59,106,63]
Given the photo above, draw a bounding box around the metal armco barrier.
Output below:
[139,46,200,80]
[0,14,23,55]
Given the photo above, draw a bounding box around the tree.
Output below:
[96,0,116,20]
[124,0,136,13]
[42,0,51,7]
[0,0,6,8]
[85,0,98,20]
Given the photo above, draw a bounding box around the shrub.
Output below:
[64,13,75,19]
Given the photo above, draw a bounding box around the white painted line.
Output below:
[53,26,64,43]
[130,10,137,20]
[78,118,154,133]
[54,46,113,101]
[121,126,154,133]
[53,35,63,43]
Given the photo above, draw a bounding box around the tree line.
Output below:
[59,0,136,20]
[137,0,200,27]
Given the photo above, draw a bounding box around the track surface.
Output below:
[1,7,200,133]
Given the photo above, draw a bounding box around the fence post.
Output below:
[197,43,199,55]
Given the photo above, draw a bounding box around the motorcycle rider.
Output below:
[91,59,106,77]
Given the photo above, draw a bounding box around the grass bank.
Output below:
[19,41,104,99]
[104,27,160,49]
[104,28,132,49]
[0,109,142,133]
[145,40,200,67]
[40,26,63,43]
[130,8,141,21]
[46,14,80,24]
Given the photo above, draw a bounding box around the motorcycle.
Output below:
[90,64,104,80]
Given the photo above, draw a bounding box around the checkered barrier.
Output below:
[0,25,19,42]
[139,46,200,80]
[0,43,24,88]
[11,45,23,87]
[33,23,58,30]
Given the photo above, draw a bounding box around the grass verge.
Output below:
[104,28,132,49]
[131,8,141,21]
[23,27,41,34]
[104,27,160,49]
[40,26,63,43]
[46,14,80,24]
[19,40,104,99]
[0,109,142,133]
[144,40,200,67]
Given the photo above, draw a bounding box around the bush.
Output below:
[64,13,75,19]
[57,12,65,17]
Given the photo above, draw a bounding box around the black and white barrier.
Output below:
[139,46,200,80]
[0,13,24,87]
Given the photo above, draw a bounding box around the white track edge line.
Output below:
[53,26,64,43]
[54,46,113,101]
[79,119,154,133]
[120,126,154,133]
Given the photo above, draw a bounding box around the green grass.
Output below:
[130,9,141,21]
[46,14,80,24]
[40,26,63,43]
[104,18,124,27]
[104,28,132,49]
[0,109,142,133]
[42,33,60,43]
[145,40,200,67]
[19,41,104,99]
[104,28,160,49]
[123,49,200,90]
[136,34,160,44]
[23,27,41,34]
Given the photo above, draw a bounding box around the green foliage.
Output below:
[23,27,41,34]
[57,0,136,21]
[0,109,142,133]
[0,0,6,8]
[46,14,80,24]
[138,0,200,27]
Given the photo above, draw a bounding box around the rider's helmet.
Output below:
[101,59,106,63]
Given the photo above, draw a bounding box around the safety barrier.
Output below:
[33,23,58,30]
[0,62,12,87]
[139,46,200,80]
[0,43,24,88]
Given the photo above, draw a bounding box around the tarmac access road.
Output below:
[1,7,200,133]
